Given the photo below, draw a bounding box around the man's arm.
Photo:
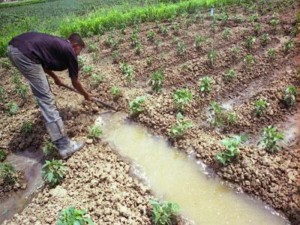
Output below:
[71,77,92,101]
[44,69,64,86]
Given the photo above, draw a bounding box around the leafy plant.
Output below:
[112,50,119,63]
[283,86,297,107]
[120,63,134,83]
[78,56,85,68]
[270,18,280,27]
[147,30,155,42]
[88,125,102,139]
[222,28,232,41]
[231,46,240,60]
[130,31,140,47]
[261,126,284,153]
[253,99,268,117]
[158,24,169,36]
[198,76,214,93]
[15,84,29,100]
[21,121,33,134]
[0,163,18,185]
[215,135,247,165]
[1,58,11,70]
[249,13,259,23]
[135,42,143,55]
[244,54,255,66]
[176,40,186,56]
[149,70,165,93]
[245,36,256,49]
[254,23,262,35]
[173,88,192,112]
[110,86,122,99]
[171,22,180,35]
[260,33,271,47]
[57,207,94,225]
[129,96,146,115]
[194,35,205,50]
[226,111,237,125]
[283,40,294,53]
[87,42,98,53]
[149,199,180,225]
[0,87,7,102]
[6,102,19,116]
[0,149,7,162]
[169,117,193,139]
[224,69,236,81]
[105,32,118,49]
[91,73,103,87]
[42,160,67,187]
[82,65,94,74]
[207,49,217,67]
[267,48,276,60]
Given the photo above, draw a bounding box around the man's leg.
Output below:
[7,45,84,159]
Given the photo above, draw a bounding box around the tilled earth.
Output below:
[1,1,300,224]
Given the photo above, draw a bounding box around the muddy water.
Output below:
[0,150,43,224]
[98,112,289,225]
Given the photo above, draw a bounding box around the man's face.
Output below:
[73,44,83,56]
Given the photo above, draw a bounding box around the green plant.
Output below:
[135,42,143,55]
[129,96,146,115]
[244,54,255,66]
[261,126,284,153]
[226,111,237,125]
[198,76,214,93]
[120,63,134,83]
[6,102,19,116]
[176,40,186,56]
[42,160,67,187]
[245,36,256,49]
[111,86,122,99]
[149,70,165,93]
[0,163,18,185]
[260,33,270,47]
[91,73,104,87]
[146,57,153,67]
[147,30,155,42]
[0,87,7,102]
[0,149,7,162]
[253,99,268,116]
[82,65,94,74]
[43,140,57,157]
[87,42,98,53]
[195,35,205,50]
[105,32,118,49]
[215,135,247,165]
[21,121,33,134]
[270,18,280,27]
[222,28,232,40]
[158,24,169,36]
[78,56,85,68]
[112,50,119,63]
[57,207,94,225]
[224,69,236,81]
[231,46,240,60]
[169,116,193,139]
[284,40,294,53]
[171,22,180,35]
[130,31,140,47]
[207,49,217,67]
[88,125,102,139]
[209,102,225,127]
[12,71,22,86]
[1,58,11,70]
[15,84,29,100]
[267,48,276,60]
[149,199,180,225]
[173,88,192,112]
[249,13,259,23]
[283,86,297,107]
[254,23,262,35]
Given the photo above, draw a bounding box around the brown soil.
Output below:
[0,1,299,224]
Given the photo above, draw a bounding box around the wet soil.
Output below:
[0,1,299,224]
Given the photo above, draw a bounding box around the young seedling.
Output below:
[91,73,104,87]
[260,33,271,47]
[149,199,180,225]
[169,115,193,139]
[226,111,238,125]
[130,31,140,48]
[1,58,11,70]
[87,42,98,53]
[261,125,284,153]
[21,121,33,134]
[194,35,205,50]
[215,135,247,165]
[267,48,277,60]
[105,32,118,50]
[270,17,280,28]
[149,70,165,93]
[42,160,67,187]
[120,63,134,83]
[207,50,217,67]
[158,24,169,36]
[42,140,57,157]
[88,125,102,139]
[222,28,232,41]
[231,47,240,61]
[209,102,226,127]
[0,87,7,102]
[0,163,18,185]
[245,36,256,49]
[283,86,297,107]
[198,76,214,93]
[15,84,29,100]
[6,102,19,116]
[224,69,236,81]
[244,54,255,67]
[146,57,153,67]
[112,50,119,64]
[135,43,143,55]
[129,96,146,115]
[0,149,7,162]
[283,40,294,54]
[57,207,94,225]
[147,30,155,42]
[171,22,180,35]
[249,13,259,23]
[82,65,94,74]
[173,88,192,112]
[12,71,22,86]
[78,56,85,68]
[253,99,268,117]
[254,23,262,35]
[176,40,187,56]
[110,86,122,99]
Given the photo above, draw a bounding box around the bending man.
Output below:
[7,32,91,159]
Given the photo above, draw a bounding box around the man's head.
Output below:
[68,33,85,55]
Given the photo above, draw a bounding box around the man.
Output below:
[7,32,91,159]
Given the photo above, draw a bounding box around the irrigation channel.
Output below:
[98,112,289,225]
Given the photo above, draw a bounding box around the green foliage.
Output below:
[0,87,7,102]
[135,42,143,55]
[207,49,217,67]
[245,36,256,49]
[78,56,86,68]
[0,149,7,162]
[87,42,98,53]
[15,84,29,100]
[226,111,237,125]
[173,88,192,112]
[249,13,259,23]
[147,30,155,42]
[260,33,270,47]
[253,99,267,117]
[261,126,284,153]
[82,65,94,74]
[222,28,232,40]
[283,86,297,107]
[176,40,187,56]
[224,69,236,81]
[91,73,104,87]
[111,86,122,99]
[169,114,193,139]
[195,35,206,50]
[88,125,102,139]
[1,58,11,69]
[171,22,180,35]
[105,32,118,49]
[129,96,146,115]
[158,24,169,36]
[21,121,33,134]
[42,160,67,187]
[244,54,255,66]
[57,207,94,225]
[215,135,247,165]
[42,140,57,157]
[0,162,18,185]
[149,199,180,225]
[198,76,214,93]
[120,63,134,83]
[283,40,294,53]
[267,48,276,60]
[209,102,237,127]
[6,102,19,116]
[149,70,165,93]
[231,46,240,60]
[270,17,280,27]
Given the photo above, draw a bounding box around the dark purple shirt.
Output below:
[9,32,78,79]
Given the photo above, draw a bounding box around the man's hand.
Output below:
[54,77,64,87]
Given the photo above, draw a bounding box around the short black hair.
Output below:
[68,33,85,48]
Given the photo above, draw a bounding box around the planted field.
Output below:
[0,0,299,224]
